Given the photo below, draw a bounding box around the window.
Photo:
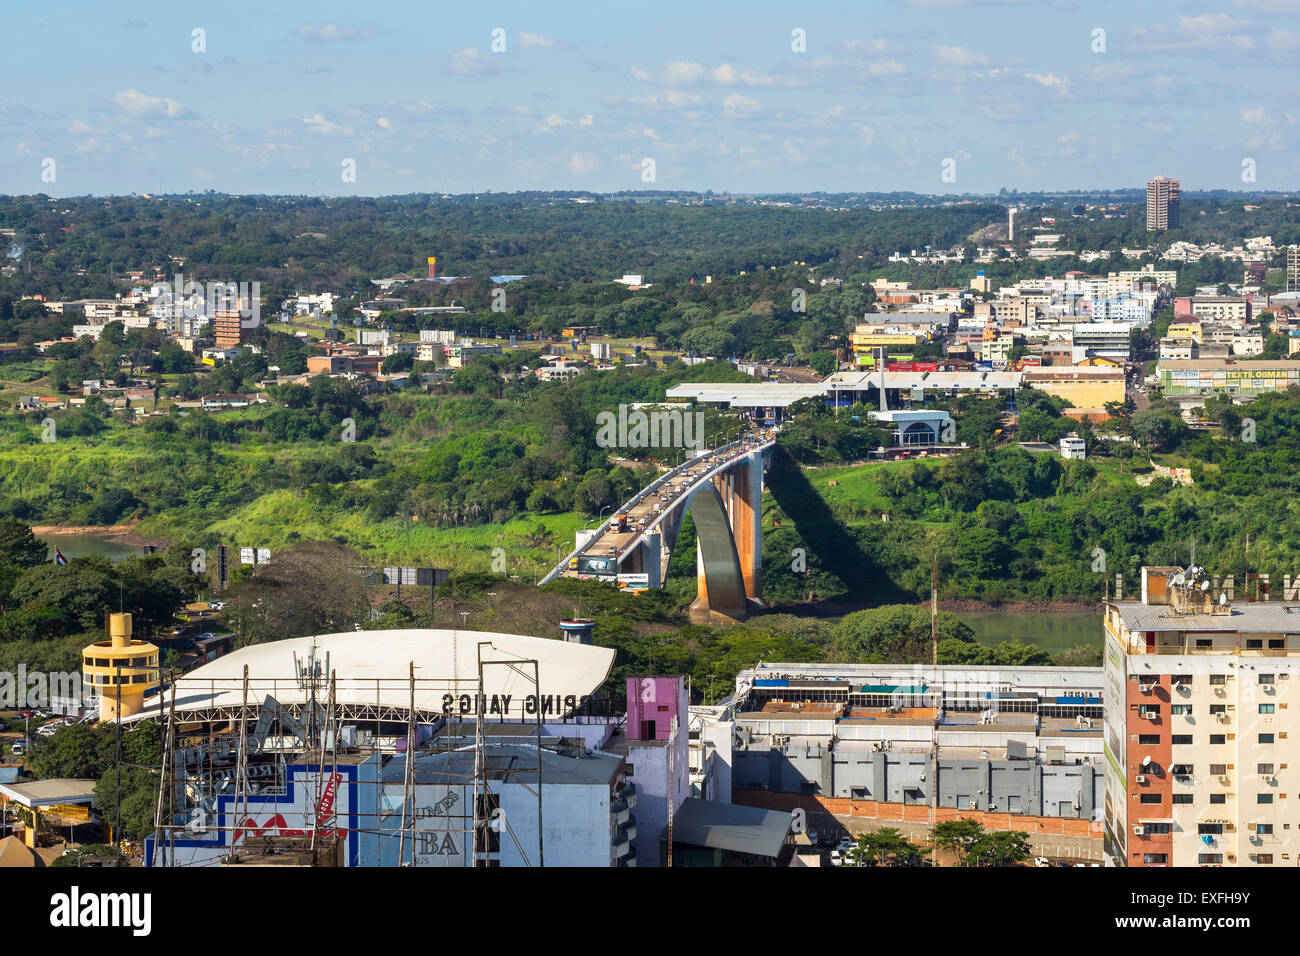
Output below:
[1139,794,1162,804]
[1138,705,1161,718]
[1260,674,1275,685]
[1210,735,1226,745]
[1260,733,1275,744]
[1210,704,1226,715]
[1170,675,1192,686]
[1172,794,1194,805]
[1171,705,1192,716]
[1170,764,1194,775]
[1143,853,1169,864]
[1258,824,1274,835]
[1260,704,1276,714]
[1144,823,1172,834]
[1269,639,1284,649]
[1258,794,1274,804]
[1259,764,1275,775]
[1210,764,1227,775]
[1246,639,1263,650]
[1256,854,1274,865]
[1198,854,1223,864]
[1198,823,1224,834]
[1171,735,1193,745]
[1210,675,1226,686]
[1197,640,1213,648]
[1210,794,1226,805]
[1138,734,1161,745]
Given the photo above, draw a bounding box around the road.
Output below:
[555,431,776,582]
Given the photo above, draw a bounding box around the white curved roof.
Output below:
[124,629,615,723]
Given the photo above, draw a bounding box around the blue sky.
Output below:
[4,0,1300,196]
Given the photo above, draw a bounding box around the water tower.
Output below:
[82,613,159,721]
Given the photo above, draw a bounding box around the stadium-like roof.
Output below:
[123,629,616,725]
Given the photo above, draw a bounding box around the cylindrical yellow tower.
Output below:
[82,613,159,722]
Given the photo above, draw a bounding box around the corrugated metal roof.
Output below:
[669,797,792,858]
[1113,601,1300,633]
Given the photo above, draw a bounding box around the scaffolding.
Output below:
[147,635,552,868]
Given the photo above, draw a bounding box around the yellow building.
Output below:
[850,327,926,355]
[1167,321,1202,344]
[1022,368,1126,407]
[82,613,159,721]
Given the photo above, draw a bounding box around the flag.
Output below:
[55,549,67,566]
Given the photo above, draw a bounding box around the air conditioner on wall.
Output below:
[1133,825,1145,835]
[1136,775,1147,784]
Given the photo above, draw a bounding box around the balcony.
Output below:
[612,826,632,861]
[618,782,637,810]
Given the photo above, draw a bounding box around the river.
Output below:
[960,609,1101,653]
[37,533,144,565]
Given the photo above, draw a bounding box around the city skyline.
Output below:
[5,0,1300,197]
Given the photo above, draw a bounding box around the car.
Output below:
[196,632,217,642]
[9,740,25,756]
[208,601,227,611]
[36,723,59,737]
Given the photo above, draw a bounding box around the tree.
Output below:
[932,818,985,865]
[848,827,928,867]
[965,829,1033,867]
[809,351,837,376]
[0,520,47,569]
[226,540,370,645]
[832,605,976,663]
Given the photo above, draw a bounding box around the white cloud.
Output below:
[1025,72,1070,95]
[113,89,184,119]
[568,152,599,175]
[1267,30,1300,52]
[450,47,506,75]
[721,92,760,117]
[297,25,375,43]
[935,46,994,67]
[518,32,565,49]
[302,113,351,136]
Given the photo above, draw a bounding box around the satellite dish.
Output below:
[1142,754,1152,767]
[1220,592,1228,605]
[1172,573,1185,586]
[1201,580,1211,592]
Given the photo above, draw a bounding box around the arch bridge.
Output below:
[540,433,776,622]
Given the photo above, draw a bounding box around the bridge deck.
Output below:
[540,432,775,586]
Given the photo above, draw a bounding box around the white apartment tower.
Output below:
[1104,565,1300,867]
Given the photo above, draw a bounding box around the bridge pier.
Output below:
[688,453,765,624]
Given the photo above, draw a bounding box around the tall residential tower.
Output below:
[1146,176,1181,231]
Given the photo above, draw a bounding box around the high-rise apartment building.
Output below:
[1104,565,1300,867]
[1146,177,1181,231]
[1287,246,1300,294]
[212,307,245,349]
